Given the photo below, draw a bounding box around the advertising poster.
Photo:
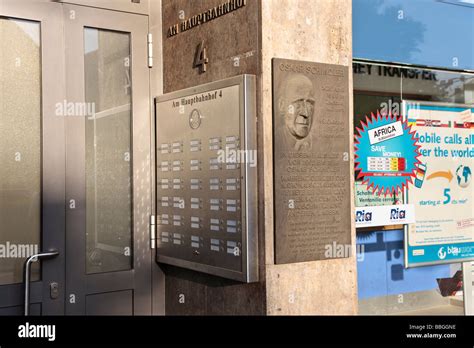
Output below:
[354,181,401,207]
[404,101,474,267]
[354,112,418,229]
[355,180,412,229]
[355,204,415,228]
[355,112,420,196]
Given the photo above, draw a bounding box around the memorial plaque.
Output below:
[273,58,351,264]
[155,75,258,282]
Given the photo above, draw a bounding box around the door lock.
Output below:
[50,282,59,299]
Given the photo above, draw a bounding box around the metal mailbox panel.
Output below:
[154,75,258,283]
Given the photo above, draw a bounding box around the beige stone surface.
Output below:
[266,260,357,315]
[260,0,357,315]
[154,0,357,315]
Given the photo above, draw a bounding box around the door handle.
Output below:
[23,250,59,316]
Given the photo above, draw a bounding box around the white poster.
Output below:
[355,204,415,228]
[405,101,474,266]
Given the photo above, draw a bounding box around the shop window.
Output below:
[353,0,474,70]
[354,61,474,315]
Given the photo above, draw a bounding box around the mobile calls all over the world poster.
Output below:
[405,101,474,266]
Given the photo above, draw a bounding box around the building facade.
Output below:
[0,0,472,316]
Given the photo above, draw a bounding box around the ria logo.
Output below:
[438,247,447,260]
[356,210,372,222]
[390,208,406,220]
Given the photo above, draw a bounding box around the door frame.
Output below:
[63,4,152,315]
[0,0,66,315]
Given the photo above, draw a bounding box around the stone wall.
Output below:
[157,0,357,315]
[159,0,266,315]
[261,0,357,315]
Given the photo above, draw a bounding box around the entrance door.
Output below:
[0,0,66,315]
[0,1,153,315]
[64,5,152,315]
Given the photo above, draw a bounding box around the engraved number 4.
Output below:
[194,41,209,73]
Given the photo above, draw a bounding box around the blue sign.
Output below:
[355,112,420,196]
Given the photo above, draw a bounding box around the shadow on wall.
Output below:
[356,229,450,300]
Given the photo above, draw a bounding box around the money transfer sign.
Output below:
[404,101,474,267]
[355,204,415,228]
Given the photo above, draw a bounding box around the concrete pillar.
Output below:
[260,0,357,315]
[158,0,357,315]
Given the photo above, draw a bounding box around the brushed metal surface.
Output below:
[155,75,258,282]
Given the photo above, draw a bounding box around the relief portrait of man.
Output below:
[277,73,316,151]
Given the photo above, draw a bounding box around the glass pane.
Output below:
[402,68,474,105]
[84,28,132,274]
[0,18,41,285]
[353,0,474,70]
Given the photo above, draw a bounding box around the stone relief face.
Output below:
[281,74,315,139]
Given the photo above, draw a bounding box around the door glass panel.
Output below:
[0,18,41,285]
[84,28,132,274]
